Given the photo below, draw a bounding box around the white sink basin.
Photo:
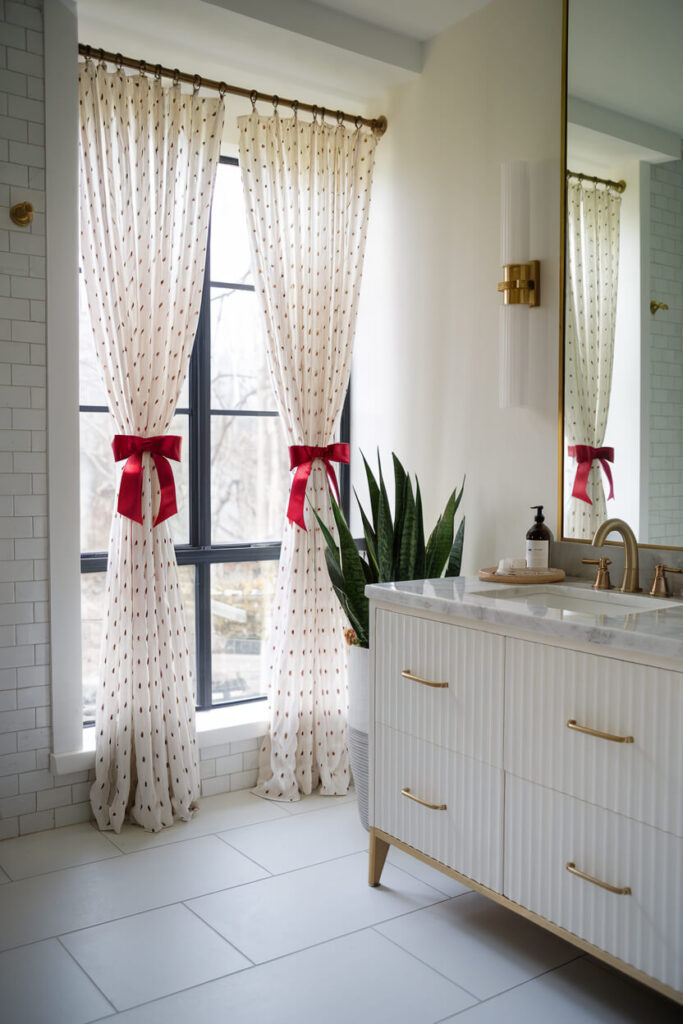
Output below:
[470,584,679,622]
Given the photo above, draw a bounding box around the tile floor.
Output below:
[0,789,679,1023]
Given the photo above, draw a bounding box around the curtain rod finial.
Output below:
[372,116,388,137]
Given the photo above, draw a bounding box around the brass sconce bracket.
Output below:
[650,300,669,316]
[10,202,34,227]
[498,260,540,307]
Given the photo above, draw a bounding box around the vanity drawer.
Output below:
[374,609,504,767]
[372,723,503,893]
[504,775,683,991]
[505,638,683,836]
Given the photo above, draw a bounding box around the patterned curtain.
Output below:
[564,179,621,538]
[78,62,224,831]
[238,112,379,801]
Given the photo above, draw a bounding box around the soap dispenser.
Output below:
[526,505,552,569]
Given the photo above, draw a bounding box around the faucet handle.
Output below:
[649,564,683,598]
[582,557,613,591]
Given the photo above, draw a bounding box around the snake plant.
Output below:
[313,452,465,649]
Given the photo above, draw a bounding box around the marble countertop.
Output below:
[365,576,683,663]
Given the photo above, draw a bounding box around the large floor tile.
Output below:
[0,822,120,880]
[187,850,446,963]
[0,835,267,952]
[377,891,578,1000]
[0,938,113,1023]
[61,904,250,1011]
[110,928,475,1024]
[279,788,357,815]
[388,846,471,898]
[219,800,369,873]
[103,790,289,854]
[440,957,681,1023]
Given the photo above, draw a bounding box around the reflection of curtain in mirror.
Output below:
[565,180,621,538]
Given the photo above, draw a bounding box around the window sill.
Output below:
[50,702,269,776]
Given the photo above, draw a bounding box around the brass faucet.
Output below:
[591,518,641,593]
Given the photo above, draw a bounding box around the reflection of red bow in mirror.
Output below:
[568,444,614,505]
[112,434,182,526]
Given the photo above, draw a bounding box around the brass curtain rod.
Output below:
[78,43,388,137]
[567,169,626,193]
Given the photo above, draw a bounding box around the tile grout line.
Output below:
[181,900,257,966]
[430,953,587,1023]
[370,926,481,1004]
[55,935,118,1017]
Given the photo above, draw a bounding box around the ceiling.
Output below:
[568,0,683,139]
[76,0,494,112]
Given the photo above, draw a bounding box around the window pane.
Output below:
[210,287,275,411]
[211,560,277,704]
[211,414,289,543]
[79,273,107,407]
[80,412,190,551]
[176,563,196,700]
[81,571,105,724]
[210,163,253,286]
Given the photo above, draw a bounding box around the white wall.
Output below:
[352,0,563,572]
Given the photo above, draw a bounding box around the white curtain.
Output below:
[564,179,621,538]
[238,112,378,801]
[79,63,224,831]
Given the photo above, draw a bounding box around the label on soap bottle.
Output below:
[526,540,549,570]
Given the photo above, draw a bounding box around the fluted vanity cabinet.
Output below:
[367,590,683,1005]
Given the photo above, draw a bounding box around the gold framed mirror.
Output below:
[558,0,683,549]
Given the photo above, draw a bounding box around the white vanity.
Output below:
[366,577,683,1004]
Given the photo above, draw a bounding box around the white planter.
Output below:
[347,644,370,831]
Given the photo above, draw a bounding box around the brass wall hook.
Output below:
[650,300,669,315]
[10,202,33,227]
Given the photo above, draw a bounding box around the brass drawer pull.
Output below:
[401,669,448,689]
[566,861,631,895]
[401,787,447,811]
[567,719,634,744]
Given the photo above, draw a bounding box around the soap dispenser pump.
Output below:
[526,505,552,569]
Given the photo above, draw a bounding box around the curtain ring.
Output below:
[336,110,344,126]
[97,48,105,67]
[311,105,319,123]
[291,99,298,119]
[272,94,279,112]
[250,90,258,111]
[139,59,147,77]
[84,45,92,64]
[355,115,362,130]
[115,52,123,71]
[218,81,227,99]
[193,74,202,94]
[154,64,162,81]
[172,67,180,86]
[320,106,326,123]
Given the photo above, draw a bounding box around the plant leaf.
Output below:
[398,478,418,580]
[445,516,466,577]
[425,489,456,578]
[414,480,426,580]
[355,489,379,576]
[329,492,370,639]
[310,503,340,567]
[392,453,408,574]
[361,451,380,528]
[377,454,394,581]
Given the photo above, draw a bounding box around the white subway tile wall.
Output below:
[0,2,264,837]
[648,160,683,544]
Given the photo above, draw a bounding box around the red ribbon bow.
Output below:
[287,443,350,531]
[568,444,614,505]
[112,434,182,527]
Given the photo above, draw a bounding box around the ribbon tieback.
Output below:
[568,444,614,505]
[287,443,350,531]
[112,434,182,527]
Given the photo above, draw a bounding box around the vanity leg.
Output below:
[368,828,390,886]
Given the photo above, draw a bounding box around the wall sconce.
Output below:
[497,161,540,408]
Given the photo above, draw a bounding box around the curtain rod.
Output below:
[78,44,388,137]
[567,169,626,193]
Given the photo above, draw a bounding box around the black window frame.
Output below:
[81,155,350,715]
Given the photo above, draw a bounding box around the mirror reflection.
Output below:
[563,0,683,545]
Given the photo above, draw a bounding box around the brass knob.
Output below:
[582,557,613,590]
[649,564,683,598]
[10,202,33,227]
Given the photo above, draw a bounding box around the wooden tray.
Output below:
[478,566,566,585]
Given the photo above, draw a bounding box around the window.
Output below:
[79,157,349,724]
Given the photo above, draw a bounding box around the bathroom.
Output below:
[0,0,681,1020]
